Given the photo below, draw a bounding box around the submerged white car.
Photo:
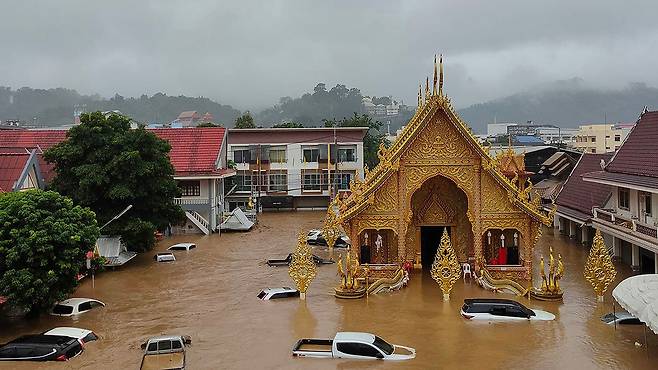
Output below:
[43,327,99,344]
[293,332,415,360]
[50,298,106,317]
[167,243,196,251]
[257,287,300,300]
[460,298,555,321]
[154,252,176,262]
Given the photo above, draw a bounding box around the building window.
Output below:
[334,172,353,190]
[591,137,596,142]
[591,149,596,153]
[618,188,630,210]
[235,171,252,192]
[252,170,267,191]
[233,148,250,163]
[269,170,287,192]
[303,147,320,162]
[269,148,286,163]
[615,135,620,142]
[338,147,356,162]
[641,191,652,216]
[303,171,322,191]
[179,180,200,196]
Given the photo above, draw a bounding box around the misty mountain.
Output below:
[457,80,658,133]
[0,87,241,127]
[256,83,365,127]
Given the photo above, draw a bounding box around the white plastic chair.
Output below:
[462,263,472,281]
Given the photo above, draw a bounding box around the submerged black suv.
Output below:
[0,334,83,361]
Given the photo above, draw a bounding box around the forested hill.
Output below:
[0,87,241,126]
[457,82,658,133]
[256,83,366,126]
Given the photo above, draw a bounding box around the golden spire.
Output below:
[417,83,422,110]
[432,54,438,96]
[584,230,616,301]
[425,77,430,102]
[430,228,461,301]
[439,54,444,96]
[289,230,317,300]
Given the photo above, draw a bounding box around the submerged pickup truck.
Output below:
[292,332,415,361]
[140,335,191,370]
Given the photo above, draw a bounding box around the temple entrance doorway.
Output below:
[421,226,450,270]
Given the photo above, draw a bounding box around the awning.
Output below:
[612,274,658,334]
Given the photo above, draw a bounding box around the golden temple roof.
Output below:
[335,57,552,226]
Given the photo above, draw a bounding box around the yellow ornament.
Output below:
[430,228,461,301]
[583,230,616,301]
[289,230,317,299]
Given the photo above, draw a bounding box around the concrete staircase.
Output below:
[185,210,210,235]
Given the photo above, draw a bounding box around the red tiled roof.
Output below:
[148,127,226,175]
[0,129,67,150]
[0,152,31,192]
[0,127,227,178]
[555,153,613,222]
[605,111,658,177]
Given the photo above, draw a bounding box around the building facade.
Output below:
[581,111,658,274]
[573,123,634,153]
[226,127,367,211]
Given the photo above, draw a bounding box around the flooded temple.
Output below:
[334,58,553,281]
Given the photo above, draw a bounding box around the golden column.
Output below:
[584,230,617,302]
[289,230,317,300]
[431,228,462,301]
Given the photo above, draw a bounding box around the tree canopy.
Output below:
[258,83,365,126]
[234,112,256,128]
[272,121,304,128]
[44,112,185,251]
[323,113,389,169]
[0,190,99,313]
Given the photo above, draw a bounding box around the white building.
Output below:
[487,122,517,137]
[573,123,634,153]
[226,127,367,210]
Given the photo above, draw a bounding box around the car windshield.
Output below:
[372,336,394,355]
[257,291,267,299]
[52,304,74,315]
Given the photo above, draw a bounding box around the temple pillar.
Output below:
[580,225,588,245]
[568,221,576,238]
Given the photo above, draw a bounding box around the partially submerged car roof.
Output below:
[464,298,526,306]
[43,327,93,338]
[56,298,105,306]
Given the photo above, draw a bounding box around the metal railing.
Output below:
[173,198,209,205]
[593,208,658,240]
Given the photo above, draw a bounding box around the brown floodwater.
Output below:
[1,211,656,369]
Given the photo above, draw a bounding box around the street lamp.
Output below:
[99,204,133,231]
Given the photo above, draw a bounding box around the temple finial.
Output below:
[433,55,438,96]
[439,54,444,96]
[425,77,430,102]
[417,84,422,110]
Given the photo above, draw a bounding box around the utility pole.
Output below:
[257,144,261,213]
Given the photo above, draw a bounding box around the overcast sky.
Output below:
[2,1,658,110]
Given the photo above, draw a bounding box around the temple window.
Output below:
[483,229,521,266]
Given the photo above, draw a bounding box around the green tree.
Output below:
[272,121,304,128]
[0,190,99,314]
[44,112,185,252]
[234,112,256,128]
[323,113,389,168]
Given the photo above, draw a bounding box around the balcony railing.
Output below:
[173,197,209,205]
[593,208,658,240]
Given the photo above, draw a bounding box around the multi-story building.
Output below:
[487,122,517,137]
[580,111,658,274]
[536,126,578,145]
[573,123,634,153]
[226,127,367,210]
